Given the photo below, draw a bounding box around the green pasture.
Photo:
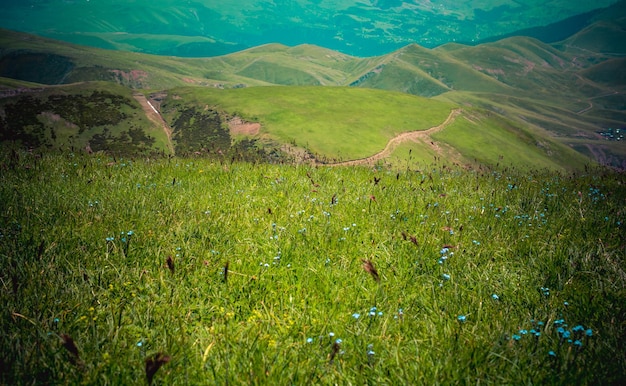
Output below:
[165,86,454,161]
[1,151,624,384]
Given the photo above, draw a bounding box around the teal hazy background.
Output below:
[0,0,620,57]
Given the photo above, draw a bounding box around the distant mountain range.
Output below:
[0,2,624,169]
[0,0,622,57]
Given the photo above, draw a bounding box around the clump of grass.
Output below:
[0,150,624,384]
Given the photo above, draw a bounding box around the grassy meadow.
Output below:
[162,86,454,162]
[1,150,625,384]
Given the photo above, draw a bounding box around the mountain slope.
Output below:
[0,26,624,168]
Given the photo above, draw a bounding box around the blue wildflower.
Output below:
[492,294,499,300]
[512,334,521,341]
[548,351,556,357]
[306,337,313,343]
[457,315,466,323]
[574,340,583,347]
[352,313,360,319]
[335,339,343,344]
[442,273,451,281]
[585,329,593,337]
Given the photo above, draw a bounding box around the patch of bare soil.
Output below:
[228,117,261,136]
[132,93,174,154]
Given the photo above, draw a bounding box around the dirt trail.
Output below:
[133,93,174,154]
[324,108,462,166]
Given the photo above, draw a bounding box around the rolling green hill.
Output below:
[0,22,624,169]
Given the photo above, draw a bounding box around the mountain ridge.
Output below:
[0,17,624,169]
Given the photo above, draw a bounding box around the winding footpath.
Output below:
[323,108,462,166]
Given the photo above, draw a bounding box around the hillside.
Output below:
[0,24,624,169]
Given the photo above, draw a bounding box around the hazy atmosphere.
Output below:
[0,0,620,56]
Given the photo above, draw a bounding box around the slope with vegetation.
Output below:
[0,8,625,168]
[1,151,624,384]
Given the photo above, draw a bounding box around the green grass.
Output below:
[431,109,592,171]
[164,86,455,161]
[1,151,625,384]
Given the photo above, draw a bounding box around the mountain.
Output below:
[0,1,621,57]
[0,16,624,169]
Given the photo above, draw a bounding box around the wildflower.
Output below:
[572,325,585,332]
[512,334,521,341]
[442,273,451,281]
[335,339,343,344]
[519,329,528,335]
[585,328,593,337]
[548,351,556,357]
[492,294,499,300]
[329,332,335,338]
[106,237,114,242]
[352,313,360,319]
[457,315,466,323]
[306,338,313,343]
[574,340,583,347]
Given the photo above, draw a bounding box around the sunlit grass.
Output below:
[1,151,624,384]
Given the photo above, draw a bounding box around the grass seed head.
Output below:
[145,352,171,385]
[361,259,380,283]
[166,255,175,274]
